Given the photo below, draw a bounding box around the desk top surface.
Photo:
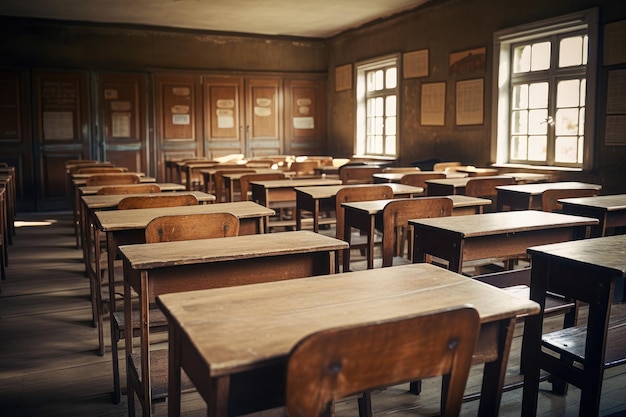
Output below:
[79,182,182,195]
[95,201,274,231]
[220,169,282,179]
[373,171,467,181]
[71,171,141,179]
[156,263,539,376]
[559,194,626,211]
[495,181,602,195]
[341,195,491,214]
[427,173,551,187]
[528,234,626,275]
[82,191,216,209]
[251,178,343,188]
[409,210,598,237]
[294,183,423,199]
[120,230,348,270]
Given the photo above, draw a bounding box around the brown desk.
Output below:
[521,235,626,417]
[559,194,626,237]
[120,231,348,417]
[180,161,219,191]
[221,168,282,202]
[251,178,342,230]
[294,183,424,233]
[495,181,603,211]
[409,210,598,274]
[372,170,467,183]
[426,173,551,197]
[156,263,539,417]
[341,195,491,269]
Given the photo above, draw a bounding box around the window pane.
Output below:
[385,136,396,155]
[375,116,384,135]
[555,108,579,135]
[531,42,551,71]
[513,45,531,73]
[555,136,578,163]
[578,136,584,163]
[528,136,547,161]
[375,97,384,116]
[375,70,384,90]
[511,136,527,159]
[559,36,583,67]
[512,84,528,109]
[557,79,580,107]
[528,83,548,108]
[373,135,383,154]
[367,98,376,117]
[580,78,586,105]
[386,67,397,89]
[385,116,396,135]
[582,35,588,65]
[385,95,396,116]
[367,71,376,92]
[528,109,548,134]
[579,107,585,135]
[511,110,528,134]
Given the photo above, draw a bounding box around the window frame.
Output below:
[354,54,400,158]
[491,8,598,171]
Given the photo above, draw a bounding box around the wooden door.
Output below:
[32,69,90,210]
[0,68,34,211]
[203,76,245,158]
[246,77,282,157]
[153,72,203,181]
[284,77,326,156]
[97,72,148,174]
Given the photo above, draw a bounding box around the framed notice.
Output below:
[605,68,626,145]
[455,78,484,126]
[404,49,429,78]
[449,47,486,76]
[335,64,352,92]
[421,82,446,126]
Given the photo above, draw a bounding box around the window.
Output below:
[355,55,399,157]
[492,9,598,170]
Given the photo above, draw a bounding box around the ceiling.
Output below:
[0,0,431,38]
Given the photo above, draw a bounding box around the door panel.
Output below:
[284,77,326,155]
[203,76,245,158]
[97,72,148,174]
[0,69,35,211]
[246,78,282,157]
[154,73,203,181]
[32,69,90,210]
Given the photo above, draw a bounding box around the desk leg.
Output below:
[343,218,352,272]
[367,216,375,269]
[478,317,516,416]
[168,323,182,417]
[208,376,231,417]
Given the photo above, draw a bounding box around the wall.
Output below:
[326,0,626,194]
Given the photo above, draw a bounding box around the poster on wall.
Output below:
[335,64,352,92]
[455,78,484,126]
[404,49,429,78]
[605,68,626,145]
[449,47,486,76]
[420,82,446,126]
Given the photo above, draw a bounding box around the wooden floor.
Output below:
[1,211,625,417]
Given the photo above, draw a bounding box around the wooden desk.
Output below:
[294,183,424,233]
[341,195,491,270]
[495,181,603,211]
[559,194,626,237]
[372,171,467,183]
[426,173,551,197]
[120,231,348,417]
[0,172,15,245]
[251,178,342,230]
[156,263,539,417]
[409,210,598,274]
[521,235,626,417]
[181,162,222,190]
[221,169,281,202]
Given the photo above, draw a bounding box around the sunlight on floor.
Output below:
[14,219,57,227]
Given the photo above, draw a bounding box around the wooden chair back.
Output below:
[465,176,515,212]
[542,188,600,213]
[76,167,127,174]
[85,174,141,186]
[144,212,240,243]
[117,194,198,210]
[286,306,480,417]
[339,166,385,184]
[380,197,454,267]
[239,173,286,201]
[245,159,275,168]
[335,185,393,240]
[401,172,446,190]
[96,184,161,195]
[433,161,461,172]
[214,169,256,202]
[289,161,319,176]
